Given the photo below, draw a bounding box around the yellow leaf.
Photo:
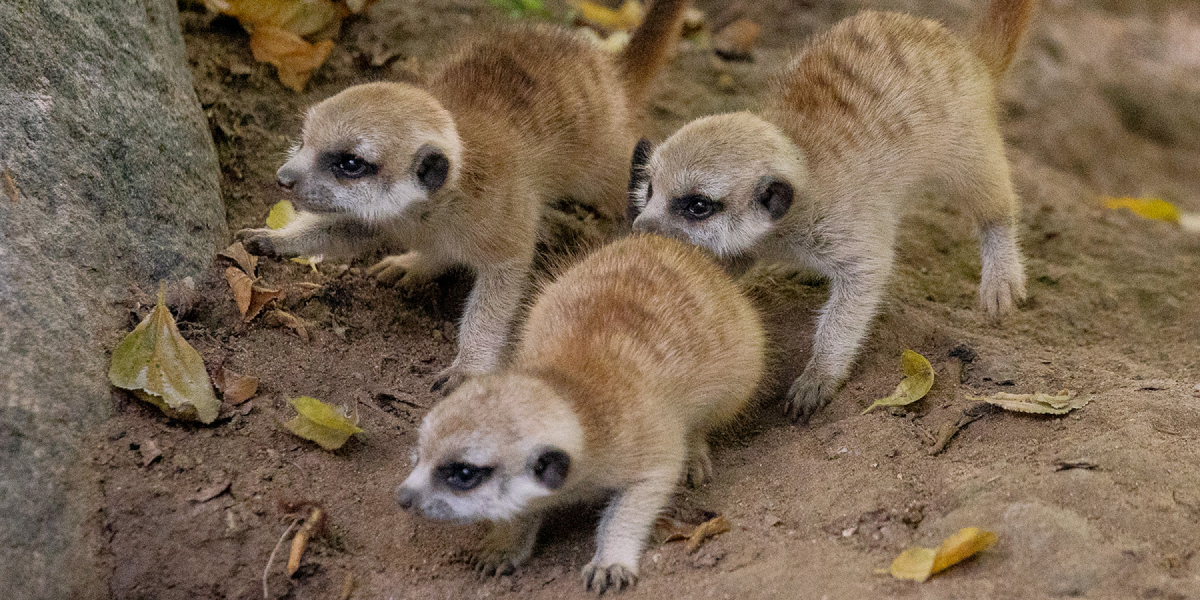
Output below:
[266,200,298,230]
[862,349,935,414]
[890,527,997,582]
[284,396,362,450]
[108,286,220,423]
[249,26,335,92]
[290,256,324,272]
[966,390,1088,415]
[211,0,346,39]
[573,0,643,31]
[1103,197,1181,224]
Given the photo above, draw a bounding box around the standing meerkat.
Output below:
[237,0,691,393]
[396,234,765,594]
[629,0,1035,422]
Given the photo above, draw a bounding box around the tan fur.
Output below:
[397,234,765,594]
[629,0,1034,422]
[237,2,689,394]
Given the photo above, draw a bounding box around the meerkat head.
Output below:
[628,112,806,259]
[276,82,463,223]
[396,374,583,523]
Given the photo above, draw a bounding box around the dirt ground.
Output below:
[85,0,1200,598]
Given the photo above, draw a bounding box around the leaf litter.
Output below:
[284,396,362,450]
[108,285,221,424]
[966,390,1089,415]
[862,350,935,414]
[889,527,998,582]
[213,366,259,405]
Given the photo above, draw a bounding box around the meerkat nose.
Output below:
[276,165,300,191]
[396,486,418,511]
[276,175,295,191]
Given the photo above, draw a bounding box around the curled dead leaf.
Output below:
[267,309,310,342]
[108,287,221,424]
[284,396,362,450]
[966,390,1088,415]
[214,366,259,405]
[862,350,935,414]
[224,267,285,321]
[218,241,258,277]
[890,527,997,582]
[685,515,731,553]
[250,26,335,92]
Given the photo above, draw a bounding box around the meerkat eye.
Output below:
[673,194,719,221]
[436,462,494,491]
[331,154,376,180]
[646,181,653,200]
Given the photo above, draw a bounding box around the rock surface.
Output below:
[0,0,225,597]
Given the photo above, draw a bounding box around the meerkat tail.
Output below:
[971,0,1036,80]
[617,0,691,107]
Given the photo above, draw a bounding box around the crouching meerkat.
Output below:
[236,0,691,393]
[396,234,765,594]
[628,0,1035,422]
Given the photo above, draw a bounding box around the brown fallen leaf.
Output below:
[140,439,163,467]
[653,515,695,544]
[267,309,310,342]
[224,267,285,321]
[214,366,259,405]
[190,480,232,503]
[713,19,760,61]
[686,515,731,554]
[249,26,336,92]
[890,527,997,582]
[289,506,325,576]
[218,241,258,277]
[966,390,1088,415]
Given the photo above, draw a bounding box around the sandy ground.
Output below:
[86,0,1200,598]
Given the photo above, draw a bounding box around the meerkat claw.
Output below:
[785,374,836,424]
[431,365,470,395]
[583,562,638,595]
[234,228,279,257]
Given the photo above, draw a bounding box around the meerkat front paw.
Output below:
[470,546,525,577]
[978,264,1026,319]
[685,441,713,487]
[368,252,441,287]
[234,228,280,257]
[582,561,638,595]
[785,371,839,423]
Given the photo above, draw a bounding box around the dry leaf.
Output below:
[207,0,345,38]
[289,507,324,575]
[224,266,284,321]
[652,515,695,544]
[214,367,259,405]
[250,26,336,92]
[574,0,643,31]
[190,480,232,503]
[685,515,731,553]
[218,241,258,277]
[862,350,935,414]
[225,266,254,316]
[966,390,1088,415]
[108,287,220,424]
[890,527,997,582]
[284,396,363,450]
[1103,196,1181,223]
[139,439,163,467]
[268,309,310,342]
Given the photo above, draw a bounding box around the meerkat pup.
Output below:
[236,0,691,393]
[396,234,765,594]
[628,0,1035,422]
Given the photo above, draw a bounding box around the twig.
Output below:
[288,507,325,575]
[337,572,355,600]
[264,517,302,600]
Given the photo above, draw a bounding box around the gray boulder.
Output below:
[0,0,225,597]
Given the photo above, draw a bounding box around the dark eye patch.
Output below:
[671,194,722,222]
[435,462,494,492]
[327,152,378,180]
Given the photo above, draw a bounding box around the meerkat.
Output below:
[236,0,691,394]
[396,234,765,594]
[628,0,1035,423]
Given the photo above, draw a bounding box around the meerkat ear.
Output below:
[755,177,794,221]
[529,446,571,490]
[413,144,450,193]
[627,138,653,221]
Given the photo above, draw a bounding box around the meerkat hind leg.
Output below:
[583,468,678,594]
[473,513,543,577]
[787,262,891,423]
